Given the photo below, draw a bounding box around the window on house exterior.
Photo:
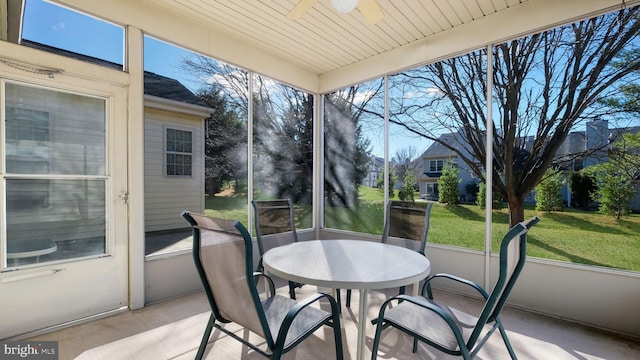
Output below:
[165,128,192,176]
[429,160,444,172]
[426,183,439,199]
[470,161,482,178]
[573,158,584,171]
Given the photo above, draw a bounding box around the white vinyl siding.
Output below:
[144,108,204,232]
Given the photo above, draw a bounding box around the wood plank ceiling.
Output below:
[144,0,529,76]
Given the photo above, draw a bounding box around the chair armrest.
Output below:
[376,294,467,346]
[423,273,489,300]
[253,271,276,297]
[274,292,341,349]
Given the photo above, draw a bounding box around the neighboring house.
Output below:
[143,72,212,232]
[419,132,478,202]
[419,119,640,210]
[362,155,384,187]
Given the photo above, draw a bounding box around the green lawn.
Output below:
[206,186,640,272]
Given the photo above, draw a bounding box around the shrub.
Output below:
[535,168,564,212]
[477,182,504,209]
[438,161,460,204]
[588,163,635,219]
[398,170,417,201]
[569,171,596,210]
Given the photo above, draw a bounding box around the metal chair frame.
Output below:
[182,211,343,360]
[371,217,540,360]
[346,200,433,307]
[251,199,302,299]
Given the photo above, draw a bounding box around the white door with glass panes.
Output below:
[0,76,129,338]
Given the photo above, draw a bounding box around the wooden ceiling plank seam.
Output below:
[181,0,344,73]
[411,0,446,34]
[293,14,385,60]
[389,0,435,37]
[432,0,463,28]
[421,1,454,31]
[410,0,444,35]
[476,0,499,15]
[489,0,508,12]
[284,2,393,57]
[376,0,426,43]
[464,0,487,20]
[449,0,476,23]
[217,0,357,68]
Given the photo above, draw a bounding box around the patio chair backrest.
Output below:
[382,200,433,255]
[182,211,268,340]
[468,216,540,349]
[252,199,299,256]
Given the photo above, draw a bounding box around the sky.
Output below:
[20,0,430,158]
[22,0,200,91]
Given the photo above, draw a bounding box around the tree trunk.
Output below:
[508,197,526,228]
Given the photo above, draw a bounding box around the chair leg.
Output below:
[398,286,406,304]
[288,281,297,300]
[330,305,344,360]
[196,313,215,360]
[371,316,385,360]
[346,289,351,307]
[497,318,518,360]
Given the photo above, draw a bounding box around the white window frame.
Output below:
[164,126,193,177]
[429,159,444,172]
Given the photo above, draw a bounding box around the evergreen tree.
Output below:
[398,169,417,201]
[324,84,378,208]
[198,85,247,196]
[376,169,397,198]
[588,162,635,218]
[438,162,460,204]
[535,168,564,212]
[586,134,639,218]
[569,171,596,210]
[476,182,504,209]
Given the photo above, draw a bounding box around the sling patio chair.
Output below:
[371,216,540,360]
[344,200,433,308]
[251,199,304,300]
[253,198,349,308]
[182,211,343,360]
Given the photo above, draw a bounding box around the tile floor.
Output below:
[26,283,640,360]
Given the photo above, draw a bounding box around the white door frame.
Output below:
[0,46,132,338]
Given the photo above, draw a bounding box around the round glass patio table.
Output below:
[262,239,431,360]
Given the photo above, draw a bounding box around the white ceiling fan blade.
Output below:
[287,0,318,20]
[357,0,384,24]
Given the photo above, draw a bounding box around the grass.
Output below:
[206,186,640,272]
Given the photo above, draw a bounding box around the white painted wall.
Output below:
[426,245,640,338]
